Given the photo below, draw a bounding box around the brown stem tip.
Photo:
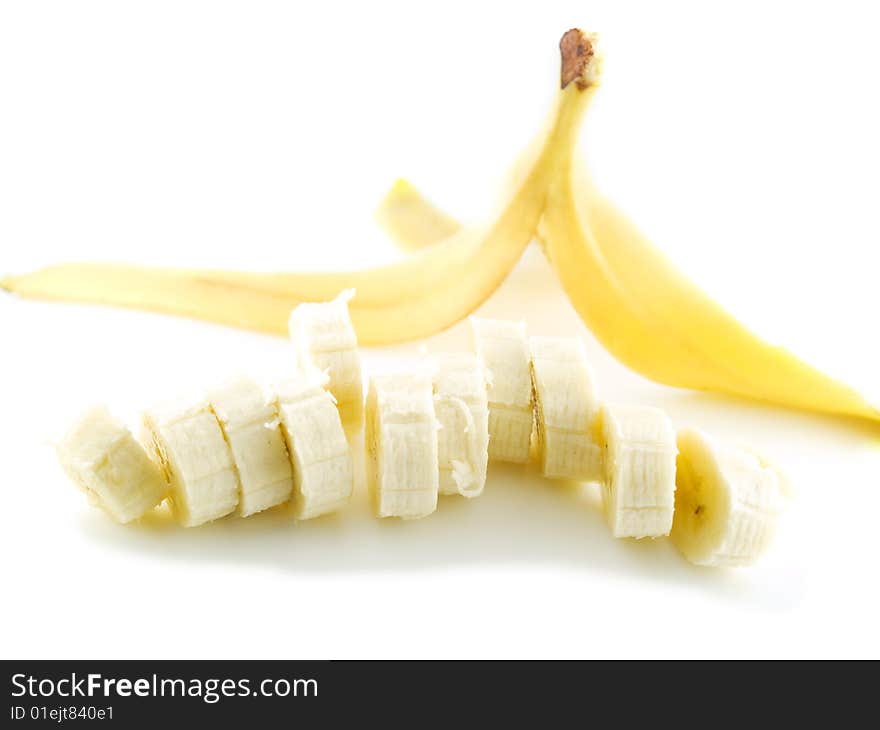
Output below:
[560,29,600,90]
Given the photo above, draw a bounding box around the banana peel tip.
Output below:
[0,274,19,294]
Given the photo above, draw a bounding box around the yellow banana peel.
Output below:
[374,167,880,423]
[1,30,600,346]
[374,179,461,251]
[544,162,880,420]
[3,27,877,423]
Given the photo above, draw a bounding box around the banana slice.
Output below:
[56,405,168,523]
[530,336,602,481]
[208,376,294,517]
[432,353,490,497]
[366,374,439,519]
[671,428,788,567]
[288,290,363,412]
[470,317,533,463]
[599,405,677,539]
[274,378,353,520]
[142,397,240,527]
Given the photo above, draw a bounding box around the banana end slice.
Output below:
[57,405,168,524]
[671,428,787,567]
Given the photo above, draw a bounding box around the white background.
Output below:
[1,1,878,659]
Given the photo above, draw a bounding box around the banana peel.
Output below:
[3,28,878,423]
[375,169,880,422]
[542,164,880,420]
[374,179,461,251]
[1,30,600,347]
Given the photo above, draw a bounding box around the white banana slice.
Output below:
[600,405,677,539]
[366,373,439,519]
[288,289,363,411]
[432,353,490,497]
[142,397,240,527]
[56,405,168,523]
[530,336,602,481]
[274,378,353,520]
[470,317,533,463]
[208,376,294,517]
[671,428,788,567]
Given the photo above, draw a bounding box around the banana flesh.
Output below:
[671,428,787,567]
[54,311,790,567]
[530,336,602,481]
[274,378,353,520]
[599,405,677,539]
[432,353,490,497]
[142,396,240,527]
[56,405,168,524]
[470,317,533,464]
[366,373,439,519]
[207,376,293,517]
[288,290,363,411]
